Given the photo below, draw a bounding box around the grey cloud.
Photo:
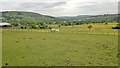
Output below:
[1,0,68,2]
[1,2,118,16]
[19,2,66,9]
[39,2,66,8]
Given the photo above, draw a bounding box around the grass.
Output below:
[2,23,119,66]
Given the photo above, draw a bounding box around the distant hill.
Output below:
[59,15,92,20]
[0,11,62,25]
[0,11,118,25]
[59,14,118,23]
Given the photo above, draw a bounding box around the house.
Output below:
[0,22,12,27]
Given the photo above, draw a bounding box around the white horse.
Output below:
[51,28,59,32]
[55,29,59,32]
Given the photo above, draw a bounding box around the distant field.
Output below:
[3,23,119,35]
[2,23,119,66]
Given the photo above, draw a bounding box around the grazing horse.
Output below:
[51,28,59,32]
[55,29,59,32]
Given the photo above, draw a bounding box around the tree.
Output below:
[88,25,92,30]
[112,24,120,29]
[11,22,19,26]
[58,24,61,27]
[75,22,80,25]
[105,22,108,25]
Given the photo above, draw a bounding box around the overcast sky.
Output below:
[0,0,119,17]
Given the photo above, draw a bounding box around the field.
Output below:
[2,23,118,66]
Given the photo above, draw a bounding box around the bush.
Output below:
[11,22,19,26]
[65,23,69,26]
[31,24,38,29]
[88,25,92,30]
[21,26,27,29]
[21,26,23,29]
[112,24,120,29]
[58,24,61,27]
[112,26,120,29]
[105,22,108,25]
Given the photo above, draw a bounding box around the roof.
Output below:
[0,22,11,26]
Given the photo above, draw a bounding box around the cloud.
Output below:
[0,0,68,2]
[1,2,22,11]
[73,2,118,15]
[20,2,66,9]
[1,0,119,2]
[0,0,119,16]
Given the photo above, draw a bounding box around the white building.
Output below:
[0,22,11,27]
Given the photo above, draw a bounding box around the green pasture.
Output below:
[2,23,119,66]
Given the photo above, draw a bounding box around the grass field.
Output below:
[2,23,119,66]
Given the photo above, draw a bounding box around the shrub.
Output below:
[112,24,120,29]
[58,24,61,27]
[21,26,27,29]
[21,26,23,29]
[105,22,108,25]
[88,25,92,30]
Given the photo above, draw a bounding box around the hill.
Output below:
[0,11,62,25]
[59,14,118,23]
[0,11,118,26]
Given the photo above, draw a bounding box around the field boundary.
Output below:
[1,29,119,36]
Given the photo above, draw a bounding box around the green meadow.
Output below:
[2,23,118,66]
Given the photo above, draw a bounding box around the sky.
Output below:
[0,0,119,17]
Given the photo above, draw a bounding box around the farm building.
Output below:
[0,22,11,27]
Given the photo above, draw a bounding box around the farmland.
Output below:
[2,23,118,66]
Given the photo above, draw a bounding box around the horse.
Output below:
[51,28,59,32]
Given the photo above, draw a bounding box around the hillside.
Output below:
[0,11,118,26]
[0,11,61,25]
[59,14,118,23]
